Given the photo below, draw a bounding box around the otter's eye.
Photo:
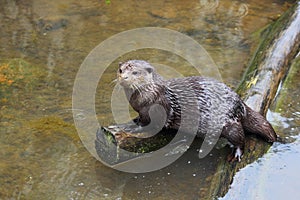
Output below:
[119,69,122,73]
[132,71,138,75]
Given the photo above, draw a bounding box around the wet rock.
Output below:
[36,18,68,33]
[148,7,178,20]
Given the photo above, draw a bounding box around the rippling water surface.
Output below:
[0,0,298,199]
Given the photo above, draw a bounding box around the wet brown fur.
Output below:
[117,60,277,161]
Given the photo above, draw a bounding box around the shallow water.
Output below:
[0,0,297,199]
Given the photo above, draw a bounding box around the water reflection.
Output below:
[0,0,293,199]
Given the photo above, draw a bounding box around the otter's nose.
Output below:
[121,74,128,79]
[118,75,128,81]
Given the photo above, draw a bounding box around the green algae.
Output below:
[0,59,46,96]
[270,55,300,139]
[274,56,300,112]
[29,116,80,142]
[0,59,47,114]
[0,59,78,143]
[0,58,47,129]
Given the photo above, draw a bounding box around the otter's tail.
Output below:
[241,104,277,142]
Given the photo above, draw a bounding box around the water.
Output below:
[0,0,296,199]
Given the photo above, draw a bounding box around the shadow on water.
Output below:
[0,0,297,199]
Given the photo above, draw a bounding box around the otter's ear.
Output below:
[145,67,153,73]
[119,62,123,67]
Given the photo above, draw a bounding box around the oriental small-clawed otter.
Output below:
[117,60,277,161]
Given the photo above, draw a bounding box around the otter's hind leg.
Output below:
[221,121,245,162]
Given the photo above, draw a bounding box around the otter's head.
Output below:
[117,60,155,89]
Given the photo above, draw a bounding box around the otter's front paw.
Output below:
[124,125,144,133]
[114,123,143,134]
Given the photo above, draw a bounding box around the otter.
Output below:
[117,60,277,161]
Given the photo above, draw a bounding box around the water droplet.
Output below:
[78,182,84,186]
